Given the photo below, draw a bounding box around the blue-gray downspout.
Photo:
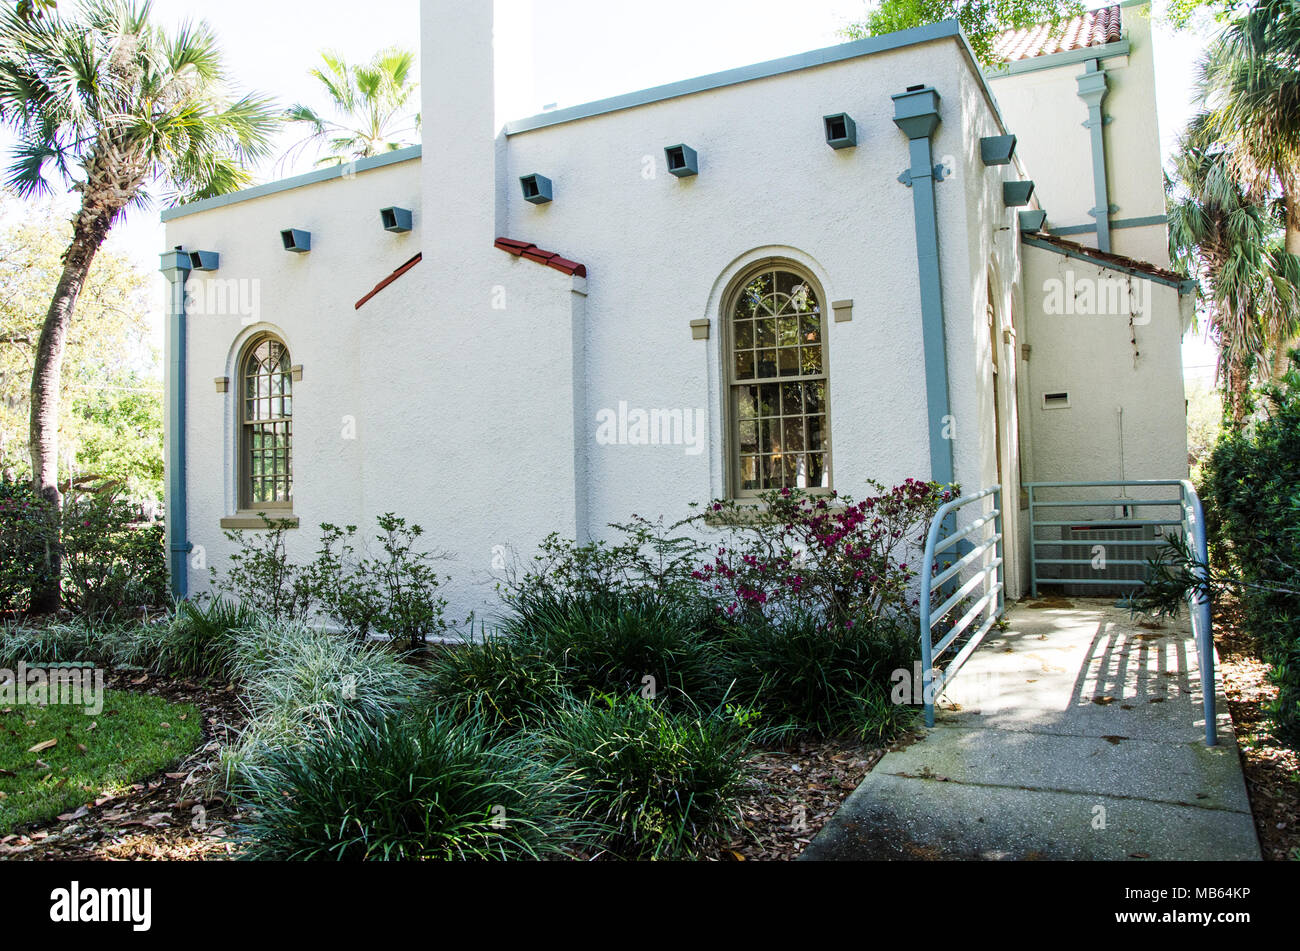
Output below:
[160,249,192,600]
[1077,60,1113,253]
[892,86,955,489]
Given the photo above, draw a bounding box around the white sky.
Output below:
[11,0,1219,379]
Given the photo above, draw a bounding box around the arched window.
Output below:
[725,264,831,497]
[239,334,293,510]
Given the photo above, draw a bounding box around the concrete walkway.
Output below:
[804,597,1261,860]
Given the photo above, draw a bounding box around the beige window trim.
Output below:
[221,513,300,530]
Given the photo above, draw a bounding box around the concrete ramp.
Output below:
[804,598,1260,861]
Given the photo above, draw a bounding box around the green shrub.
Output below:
[722,610,917,741]
[0,481,55,617]
[153,597,259,680]
[60,489,167,619]
[233,710,580,860]
[1203,363,1300,741]
[425,635,565,731]
[549,695,750,860]
[213,517,314,623]
[503,590,727,709]
[310,515,451,649]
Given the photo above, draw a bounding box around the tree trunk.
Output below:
[1271,175,1300,382]
[26,204,117,614]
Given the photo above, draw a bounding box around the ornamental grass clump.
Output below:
[234,709,582,861]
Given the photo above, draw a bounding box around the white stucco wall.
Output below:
[162,4,1197,623]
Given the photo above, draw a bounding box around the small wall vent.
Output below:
[665,144,698,177]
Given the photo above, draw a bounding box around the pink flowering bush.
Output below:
[691,480,952,627]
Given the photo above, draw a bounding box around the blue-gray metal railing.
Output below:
[918,486,1005,728]
[1025,480,1216,746]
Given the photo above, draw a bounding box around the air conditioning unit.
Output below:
[1058,523,1159,596]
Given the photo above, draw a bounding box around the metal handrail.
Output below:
[918,486,1004,728]
[1024,479,1216,747]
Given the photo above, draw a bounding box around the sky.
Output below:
[10,0,1220,380]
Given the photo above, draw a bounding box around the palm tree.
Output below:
[1168,115,1300,423]
[0,0,279,610]
[285,47,419,167]
[1201,0,1300,376]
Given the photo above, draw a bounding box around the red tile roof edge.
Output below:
[992,5,1123,64]
[355,253,424,310]
[495,237,587,277]
[1029,231,1187,285]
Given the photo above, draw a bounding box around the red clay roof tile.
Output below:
[355,253,423,310]
[495,237,587,278]
[993,5,1123,63]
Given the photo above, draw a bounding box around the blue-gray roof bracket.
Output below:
[824,113,857,149]
[381,206,413,233]
[187,250,220,271]
[159,249,193,600]
[892,85,954,489]
[980,134,1017,166]
[281,229,311,253]
[520,173,553,204]
[1004,180,1035,206]
[665,144,698,177]
[1077,60,1113,252]
[1019,209,1047,232]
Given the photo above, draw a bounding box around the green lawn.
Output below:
[0,689,202,835]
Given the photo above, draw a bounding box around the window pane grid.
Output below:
[729,269,830,495]
[241,337,294,508]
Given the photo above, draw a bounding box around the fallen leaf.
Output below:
[28,739,57,753]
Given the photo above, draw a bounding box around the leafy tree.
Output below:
[1167,116,1300,421]
[285,47,419,167]
[840,0,1083,64]
[0,198,161,499]
[0,0,280,611]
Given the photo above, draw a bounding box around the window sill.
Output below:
[220,513,299,530]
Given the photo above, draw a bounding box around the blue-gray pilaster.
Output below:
[1077,61,1113,253]
[893,86,955,489]
[160,249,192,600]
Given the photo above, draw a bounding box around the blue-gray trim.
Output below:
[984,38,1131,78]
[505,21,1012,138]
[188,250,220,272]
[665,144,699,177]
[1077,60,1113,252]
[892,86,954,489]
[1019,209,1047,232]
[381,206,413,233]
[281,229,311,253]
[824,113,858,149]
[160,146,422,222]
[980,134,1016,166]
[520,173,553,204]
[1048,214,1168,236]
[1003,180,1035,206]
[1022,234,1196,294]
[160,250,192,600]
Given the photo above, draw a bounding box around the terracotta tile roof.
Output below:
[992,5,1123,63]
[355,253,423,310]
[1027,231,1187,285]
[495,237,587,277]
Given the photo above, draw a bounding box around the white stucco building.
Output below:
[160,0,1193,620]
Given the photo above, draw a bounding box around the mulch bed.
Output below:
[1213,599,1300,862]
[719,737,894,861]
[0,669,246,861]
